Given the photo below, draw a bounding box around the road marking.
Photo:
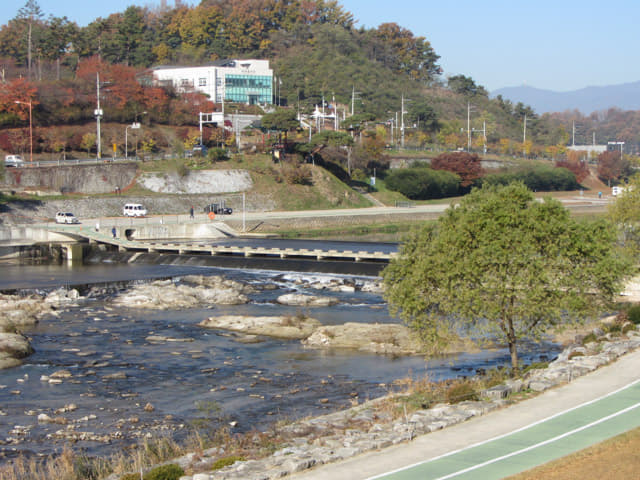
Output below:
[367,378,640,480]
[433,401,640,480]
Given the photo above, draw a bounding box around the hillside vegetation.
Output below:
[0,0,585,158]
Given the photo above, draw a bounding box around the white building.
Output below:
[152,59,273,105]
[567,145,607,155]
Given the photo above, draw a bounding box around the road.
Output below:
[290,348,640,480]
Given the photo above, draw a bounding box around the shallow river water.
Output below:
[0,261,560,461]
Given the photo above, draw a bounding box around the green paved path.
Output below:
[291,349,640,480]
[375,380,640,480]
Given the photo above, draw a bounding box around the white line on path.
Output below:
[366,378,640,480]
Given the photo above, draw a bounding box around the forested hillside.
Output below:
[0,0,634,156]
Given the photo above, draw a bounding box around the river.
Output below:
[0,245,559,461]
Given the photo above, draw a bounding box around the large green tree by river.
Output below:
[383,183,630,373]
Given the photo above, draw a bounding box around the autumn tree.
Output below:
[383,182,630,374]
[598,151,630,187]
[555,158,589,184]
[430,151,484,189]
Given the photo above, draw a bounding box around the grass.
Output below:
[272,220,428,240]
[505,426,640,480]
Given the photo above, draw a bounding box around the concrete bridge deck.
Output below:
[27,222,394,263]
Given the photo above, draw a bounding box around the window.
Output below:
[198,77,207,86]
[224,74,273,104]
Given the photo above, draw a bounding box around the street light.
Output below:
[14,100,33,163]
[125,122,141,159]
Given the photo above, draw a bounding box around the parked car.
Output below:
[123,203,148,217]
[55,212,80,224]
[192,144,208,156]
[4,155,24,167]
[204,203,232,215]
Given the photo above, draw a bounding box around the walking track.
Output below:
[291,348,640,480]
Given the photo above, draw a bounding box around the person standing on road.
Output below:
[190,206,194,219]
[111,226,116,239]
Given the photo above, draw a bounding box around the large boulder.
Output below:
[113,279,248,309]
[199,315,321,339]
[276,293,339,307]
[0,332,34,369]
[302,322,423,355]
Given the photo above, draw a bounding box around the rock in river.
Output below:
[199,315,321,340]
[113,279,248,309]
[302,322,423,355]
[276,293,339,307]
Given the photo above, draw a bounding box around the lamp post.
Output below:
[125,122,141,159]
[14,100,33,163]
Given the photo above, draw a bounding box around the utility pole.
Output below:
[467,102,472,152]
[351,86,361,116]
[401,94,409,149]
[94,73,103,159]
[523,114,530,158]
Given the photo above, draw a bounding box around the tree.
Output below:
[447,74,487,97]
[17,0,44,79]
[598,151,630,187]
[261,108,299,132]
[80,132,96,156]
[430,151,484,189]
[609,174,640,255]
[555,158,589,184]
[310,130,354,175]
[383,183,629,374]
[408,99,439,133]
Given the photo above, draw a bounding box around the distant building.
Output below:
[152,59,273,105]
[567,145,607,155]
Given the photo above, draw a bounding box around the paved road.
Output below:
[291,348,640,480]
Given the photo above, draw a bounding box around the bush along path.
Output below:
[107,319,640,480]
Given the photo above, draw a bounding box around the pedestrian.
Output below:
[190,206,194,219]
[95,221,100,232]
[111,226,116,239]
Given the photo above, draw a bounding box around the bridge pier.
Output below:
[65,244,84,262]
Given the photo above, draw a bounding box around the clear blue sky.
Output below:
[1,0,637,92]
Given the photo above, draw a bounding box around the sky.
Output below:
[1,0,638,92]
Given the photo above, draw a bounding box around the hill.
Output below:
[492,81,640,114]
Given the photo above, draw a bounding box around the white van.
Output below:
[123,203,147,217]
[4,155,24,167]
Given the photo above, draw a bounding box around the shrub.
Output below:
[281,163,313,185]
[445,380,478,404]
[385,167,460,199]
[627,304,640,325]
[581,332,598,344]
[144,464,184,480]
[482,165,579,191]
[211,456,245,471]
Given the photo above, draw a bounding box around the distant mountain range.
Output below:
[491,81,640,114]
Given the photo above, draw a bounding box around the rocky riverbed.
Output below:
[4,264,613,473]
[106,326,640,480]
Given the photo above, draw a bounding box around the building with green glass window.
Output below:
[152,59,273,105]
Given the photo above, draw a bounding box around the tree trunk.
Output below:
[27,22,32,80]
[508,318,519,375]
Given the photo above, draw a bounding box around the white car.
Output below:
[4,155,24,167]
[123,203,147,217]
[55,212,79,224]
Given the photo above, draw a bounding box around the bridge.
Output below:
[1,221,394,264]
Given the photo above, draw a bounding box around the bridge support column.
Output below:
[65,244,84,263]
